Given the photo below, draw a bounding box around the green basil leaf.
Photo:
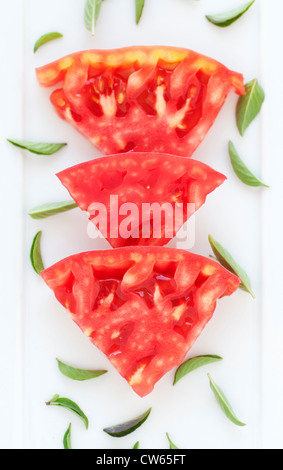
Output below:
[28,201,78,220]
[30,231,45,275]
[34,32,63,53]
[166,433,179,449]
[174,355,223,386]
[57,358,107,381]
[7,139,67,155]
[208,235,255,298]
[63,423,72,450]
[208,374,246,427]
[136,0,145,24]
[46,395,89,429]
[103,408,151,438]
[84,0,104,35]
[132,441,140,449]
[236,79,265,136]
[229,141,269,188]
[206,0,255,28]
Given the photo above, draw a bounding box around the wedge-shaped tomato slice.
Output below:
[36,46,245,157]
[41,247,240,397]
[57,152,226,247]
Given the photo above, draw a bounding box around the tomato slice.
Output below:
[36,46,245,157]
[57,152,226,247]
[41,247,241,397]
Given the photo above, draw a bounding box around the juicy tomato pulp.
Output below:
[57,152,226,248]
[41,247,241,397]
[36,47,245,157]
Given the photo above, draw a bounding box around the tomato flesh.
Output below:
[36,46,245,157]
[41,247,241,397]
[57,152,226,248]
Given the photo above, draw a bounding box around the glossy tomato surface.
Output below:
[57,152,226,248]
[41,247,241,397]
[36,46,245,157]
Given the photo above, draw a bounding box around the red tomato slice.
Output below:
[57,152,226,247]
[41,247,240,397]
[36,46,245,157]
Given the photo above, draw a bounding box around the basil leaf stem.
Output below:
[28,201,78,220]
[174,355,223,385]
[30,231,45,275]
[103,408,151,438]
[208,235,255,298]
[229,141,269,188]
[84,0,104,35]
[34,32,63,53]
[236,79,265,136]
[46,395,89,429]
[136,0,145,24]
[57,358,108,381]
[7,139,67,155]
[206,0,255,28]
[63,423,72,450]
[208,374,246,427]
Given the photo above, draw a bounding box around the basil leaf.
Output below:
[46,395,89,429]
[236,79,265,136]
[34,32,63,53]
[57,358,107,381]
[174,355,223,386]
[63,423,72,450]
[206,0,255,28]
[136,0,145,24]
[208,374,246,427]
[166,433,179,449]
[229,141,269,188]
[7,139,67,155]
[84,0,104,35]
[103,408,151,438]
[133,441,140,449]
[30,231,45,275]
[208,235,255,298]
[28,201,78,220]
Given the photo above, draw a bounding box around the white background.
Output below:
[0,0,282,449]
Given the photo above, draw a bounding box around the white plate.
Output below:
[0,0,282,449]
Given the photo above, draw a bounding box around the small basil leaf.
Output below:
[7,139,67,155]
[166,433,179,449]
[30,231,45,275]
[46,395,89,429]
[132,441,140,449]
[57,358,107,381]
[103,408,151,438]
[34,32,63,53]
[229,141,269,188]
[28,201,78,220]
[236,79,265,136]
[174,355,223,386]
[206,0,255,28]
[84,0,104,35]
[63,423,72,450]
[136,0,145,24]
[208,235,255,298]
[208,374,246,427]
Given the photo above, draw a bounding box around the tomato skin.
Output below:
[57,152,226,248]
[36,46,245,157]
[41,247,240,397]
